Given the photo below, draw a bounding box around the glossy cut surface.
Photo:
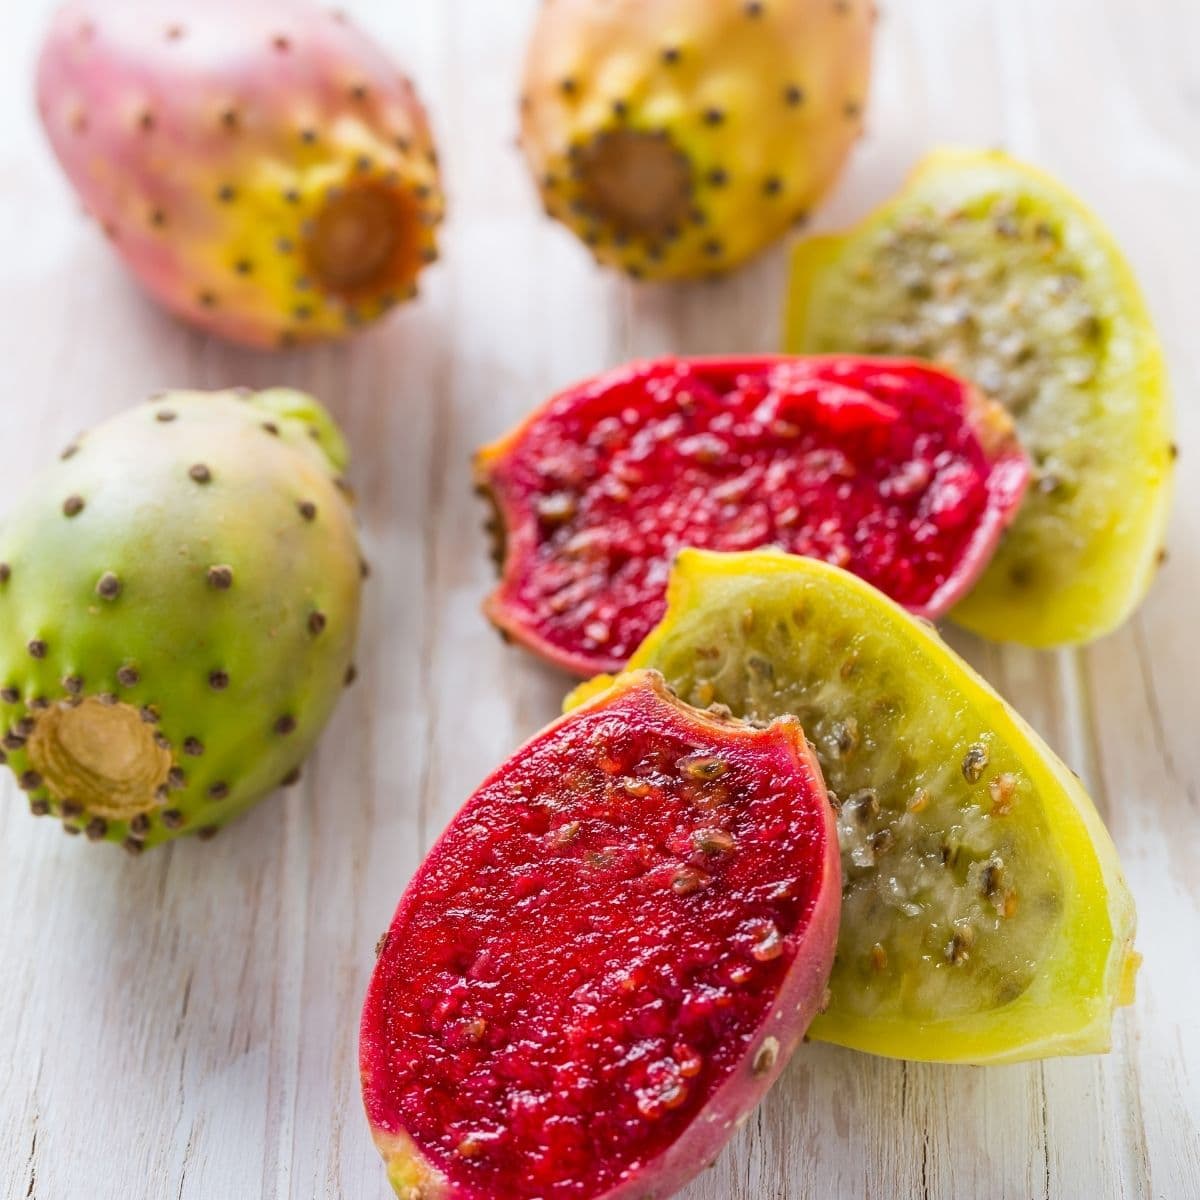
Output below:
[480,356,1027,675]
[362,672,838,1199]
[786,149,1174,646]
[568,552,1138,1064]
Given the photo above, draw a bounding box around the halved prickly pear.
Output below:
[477,355,1029,676]
[0,389,362,850]
[361,670,839,1199]
[568,551,1138,1065]
[519,0,874,280]
[785,148,1175,645]
[37,0,442,349]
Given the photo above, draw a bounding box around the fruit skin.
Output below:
[477,355,1029,677]
[785,147,1175,646]
[361,670,839,1199]
[568,551,1138,1065]
[36,0,443,349]
[519,0,873,280]
[0,389,363,850]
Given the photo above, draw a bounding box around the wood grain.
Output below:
[0,2,1196,1198]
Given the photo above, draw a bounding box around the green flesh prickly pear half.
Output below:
[0,389,363,851]
[36,0,443,349]
[519,0,874,280]
[567,551,1138,1065]
[786,149,1175,645]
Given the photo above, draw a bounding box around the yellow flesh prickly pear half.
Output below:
[786,148,1175,646]
[36,0,443,349]
[519,0,874,280]
[568,549,1139,1065]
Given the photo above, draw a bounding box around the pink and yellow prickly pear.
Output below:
[36,0,443,349]
[519,0,875,281]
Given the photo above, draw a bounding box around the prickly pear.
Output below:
[362,670,839,1199]
[785,148,1175,646]
[36,0,443,349]
[477,355,1029,676]
[0,389,362,850]
[519,0,874,280]
[567,551,1140,1065]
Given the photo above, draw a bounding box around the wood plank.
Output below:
[0,1,1195,1198]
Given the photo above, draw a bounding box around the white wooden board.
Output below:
[0,2,1197,1197]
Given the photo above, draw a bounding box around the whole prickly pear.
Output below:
[519,0,874,280]
[0,389,363,850]
[36,0,443,349]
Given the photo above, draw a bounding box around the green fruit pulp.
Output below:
[571,549,1136,1064]
[786,149,1174,646]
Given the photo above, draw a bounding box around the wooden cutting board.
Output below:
[0,1,1196,1197]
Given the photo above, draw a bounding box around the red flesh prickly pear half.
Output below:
[477,356,1030,675]
[361,670,839,1200]
[36,0,442,348]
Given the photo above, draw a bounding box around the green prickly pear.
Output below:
[0,389,363,851]
[36,0,443,349]
[519,0,875,280]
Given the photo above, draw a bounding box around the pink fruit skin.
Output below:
[922,392,1030,618]
[360,672,840,1200]
[36,0,442,348]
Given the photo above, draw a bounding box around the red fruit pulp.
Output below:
[361,673,838,1200]
[478,356,1029,674]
